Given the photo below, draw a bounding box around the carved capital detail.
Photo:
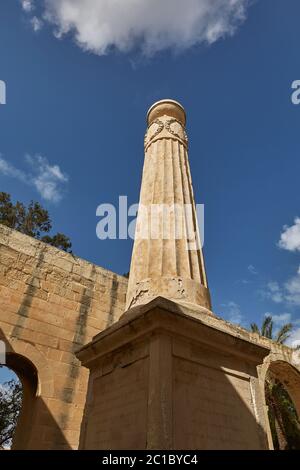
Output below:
[165,118,188,144]
[144,117,188,150]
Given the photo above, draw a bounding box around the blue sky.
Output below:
[1,0,300,385]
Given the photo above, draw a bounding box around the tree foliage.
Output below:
[266,378,300,450]
[250,316,300,449]
[0,192,71,252]
[251,315,293,343]
[0,376,22,449]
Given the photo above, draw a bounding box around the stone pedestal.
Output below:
[76,298,270,450]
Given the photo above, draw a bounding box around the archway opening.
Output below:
[0,353,38,449]
[0,366,22,449]
[265,361,300,450]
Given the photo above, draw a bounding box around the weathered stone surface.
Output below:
[0,224,127,449]
[78,295,300,450]
[77,297,270,449]
[126,100,211,311]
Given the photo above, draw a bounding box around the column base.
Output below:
[77,297,270,450]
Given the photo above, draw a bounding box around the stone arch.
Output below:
[262,358,300,416]
[4,353,38,449]
[1,337,55,449]
[3,338,54,398]
[259,355,300,449]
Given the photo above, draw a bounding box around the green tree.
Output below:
[250,315,293,344]
[0,192,72,252]
[0,376,22,449]
[250,316,300,449]
[41,233,72,252]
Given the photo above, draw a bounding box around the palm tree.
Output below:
[250,315,293,344]
[250,316,300,450]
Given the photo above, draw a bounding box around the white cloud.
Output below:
[271,313,292,326]
[261,281,284,303]
[263,276,300,307]
[268,281,280,293]
[284,273,300,306]
[0,154,68,203]
[0,157,27,183]
[26,154,68,202]
[265,281,284,303]
[258,221,300,331]
[287,328,300,349]
[262,312,300,348]
[264,220,300,306]
[21,0,35,13]
[222,301,243,325]
[278,217,300,252]
[20,1,43,32]
[31,16,43,32]
[248,264,257,275]
[24,0,252,56]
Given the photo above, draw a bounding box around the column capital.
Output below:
[147,99,186,126]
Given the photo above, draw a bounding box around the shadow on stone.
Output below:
[0,328,72,450]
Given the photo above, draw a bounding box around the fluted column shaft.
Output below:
[126,100,211,311]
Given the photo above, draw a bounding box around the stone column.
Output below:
[126,99,211,311]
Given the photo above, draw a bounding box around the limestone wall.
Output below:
[82,348,149,449]
[0,224,127,449]
[77,300,270,450]
[173,344,264,449]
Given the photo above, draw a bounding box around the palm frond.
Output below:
[262,315,273,337]
[266,320,273,340]
[250,323,260,334]
[276,323,293,344]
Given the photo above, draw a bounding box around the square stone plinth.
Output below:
[76,297,270,450]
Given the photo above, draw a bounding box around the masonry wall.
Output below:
[78,317,269,450]
[0,224,127,449]
[82,354,149,449]
[173,342,265,449]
